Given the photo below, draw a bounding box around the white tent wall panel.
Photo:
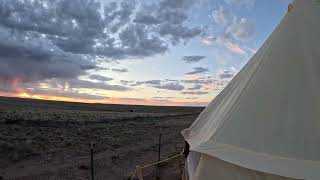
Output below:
[190,153,301,180]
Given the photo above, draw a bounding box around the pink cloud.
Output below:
[224,41,247,55]
[201,35,247,55]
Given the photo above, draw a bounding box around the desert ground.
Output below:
[0,96,203,180]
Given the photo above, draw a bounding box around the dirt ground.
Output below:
[0,97,203,180]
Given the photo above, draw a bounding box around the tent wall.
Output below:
[182,0,320,179]
[188,152,301,180]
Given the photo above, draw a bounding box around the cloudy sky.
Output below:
[0,0,290,106]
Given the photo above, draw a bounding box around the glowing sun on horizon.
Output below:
[18,92,32,98]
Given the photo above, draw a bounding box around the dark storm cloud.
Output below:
[181,56,206,63]
[153,83,185,91]
[133,0,202,44]
[158,23,202,45]
[185,67,209,75]
[112,68,129,73]
[67,79,129,91]
[132,79,184,91]
[133,0,193,25]
[39,78,130,92]
[104,1,136,33]
[165,79,180,83]
[0,25,95,83]
[0,0,203,92]
[187,84,202,90]
[96,67,110,71]
[0,0,201,59]
[89,75,113,82]
[182,78,214,85]
[120,80,134,85]
[135,80,162,86]
[218,70,234,79]
[159,0,194,9]
[133,13,162,25]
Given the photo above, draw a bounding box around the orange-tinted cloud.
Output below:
[224,41,246,55]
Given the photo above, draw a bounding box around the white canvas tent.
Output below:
[181,0,320,180]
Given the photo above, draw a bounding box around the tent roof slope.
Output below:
[182,0,320,179]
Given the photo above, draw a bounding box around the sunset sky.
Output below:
[0,0,291,106]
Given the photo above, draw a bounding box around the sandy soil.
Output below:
[0,97,203,180]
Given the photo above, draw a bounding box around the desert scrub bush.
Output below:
[111,154,120,164]
[0,143,39,162]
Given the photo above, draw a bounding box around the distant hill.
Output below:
[0,96,204,114]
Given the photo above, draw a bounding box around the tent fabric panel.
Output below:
[192,142,320,180]
[190,153,301,180]
[213,0,320,161]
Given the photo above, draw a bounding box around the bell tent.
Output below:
[182,0,320,180]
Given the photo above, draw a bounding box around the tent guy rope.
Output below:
[130,150,184,180]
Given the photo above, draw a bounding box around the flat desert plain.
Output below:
[0,96,203,180]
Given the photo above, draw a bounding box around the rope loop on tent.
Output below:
[130,150,184,180]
